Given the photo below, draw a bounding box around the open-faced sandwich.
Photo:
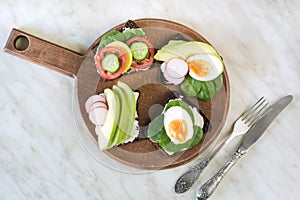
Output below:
[155,40,224,101]
[94,25,154,80]
[147,98,205,155]
[85,82,139,150]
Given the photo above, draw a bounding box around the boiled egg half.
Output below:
[187,54,224,81]
[164,106,194,144]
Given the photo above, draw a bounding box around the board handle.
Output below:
[4,28,85,78]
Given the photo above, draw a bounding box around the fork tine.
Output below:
[240,97,265,120]
[244,97,267,120]
[246,101,269,126]
[241,97,269,127]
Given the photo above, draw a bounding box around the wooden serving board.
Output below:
[4,18,230,170]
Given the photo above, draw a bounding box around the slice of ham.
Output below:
[89,106,108,126]
[85,94,107,113]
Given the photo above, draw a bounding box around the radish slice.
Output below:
[160,62,167,73]
[89,106,108,126]
[88,102,108,113]
[165,58,188,79]
[85,94,106,113]
[160,62,185,85]
[164,71,185,85]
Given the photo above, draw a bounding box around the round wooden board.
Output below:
[76,19,230,170]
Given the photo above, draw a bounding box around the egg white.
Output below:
[192,107,204,128]
[164,106,194,144]
[187,54,223,81]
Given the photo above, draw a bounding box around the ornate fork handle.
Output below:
[175,157,211,193]
[196,147,247,200]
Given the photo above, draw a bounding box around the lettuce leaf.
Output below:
[97,29,146,51]
[98,30,126,50]
[122,29,146,41]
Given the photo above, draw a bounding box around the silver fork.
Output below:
[174,97,269,193]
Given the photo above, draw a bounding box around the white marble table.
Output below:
[0,1,299,199]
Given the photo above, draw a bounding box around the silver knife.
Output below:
[196,95,293,200]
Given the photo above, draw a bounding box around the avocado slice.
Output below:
[96,88,120,150]
[117,82,137,142]
[154,50,179,62]
[111,85,132,145]
[154,40,222,62]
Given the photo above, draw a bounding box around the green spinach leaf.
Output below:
[158,125,203,153]
[180,75,202,97]
[213,74,223,92]
[163,99,195,123]
[197,81,216,101]
[148,114,165,142]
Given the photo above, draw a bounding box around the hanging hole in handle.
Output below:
[14,35,29,51]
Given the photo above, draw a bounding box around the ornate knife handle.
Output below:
[196,147,247,200]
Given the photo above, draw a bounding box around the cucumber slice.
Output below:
[102,54,120,73]
[130,42,149,61]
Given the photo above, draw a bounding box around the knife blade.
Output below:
[240,94,293,151]
[196,95,293,200]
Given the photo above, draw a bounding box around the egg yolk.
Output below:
[168,119,188,142]
[188,60,211,77]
